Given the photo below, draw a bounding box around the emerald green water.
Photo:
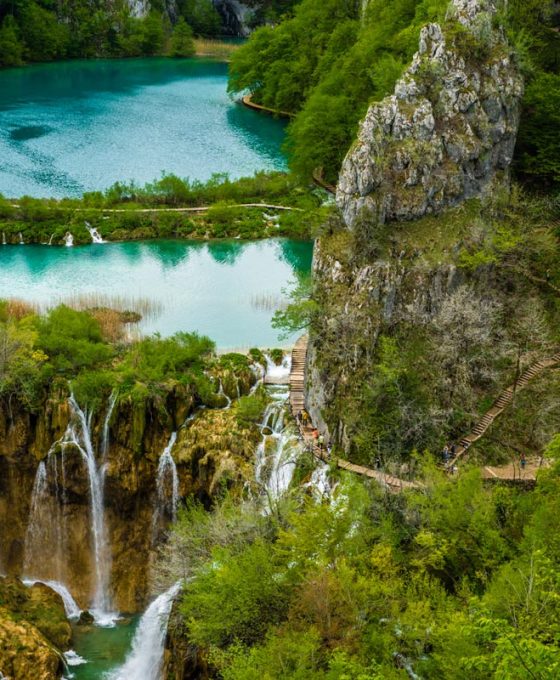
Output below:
[68,618,138,679]
[0,58,286,198]
[0,239,312,348]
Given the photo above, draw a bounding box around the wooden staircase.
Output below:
[288,335,421,492]
[449,351,560,467]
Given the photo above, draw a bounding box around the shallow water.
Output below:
[0,58,286,198]
[68,617,138,680]
[0,238,312,348]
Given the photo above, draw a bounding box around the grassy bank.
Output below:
[0,172,328,245]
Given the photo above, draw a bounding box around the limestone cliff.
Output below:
[307,2,560,464]
[337,0,523,228]
[0,364,259,614]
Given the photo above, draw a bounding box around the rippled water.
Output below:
[0,239,312,349]
[0,58,286,198]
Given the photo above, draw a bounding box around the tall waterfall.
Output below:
[23,447,68,585]
[152,432,179,543]
[108,582,181,680]
[67,394,114,623]
[85,221,104,243]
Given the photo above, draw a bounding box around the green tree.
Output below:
[168,17,195,57]
[19,2,69,61]
[141,12,165,56]
[180,0,221,37]
[0,15,23,67]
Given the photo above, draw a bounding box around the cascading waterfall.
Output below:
[22,579,81,620]
[67,394,115,624]
[108,582,181,680]
[217,379,232,409]
[64,232,74,247]
[18,232,23,244]
[255,375,301,503]
[2,232,6,245]
[152,432,179,544]
[85,221,104,243]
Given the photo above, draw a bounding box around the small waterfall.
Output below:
[152,433,179,543]
[23,579,81,620]
[18,232,23,244]
[2,232,6,245]
[85,221,104,243]
[64,232,74,247]
[306,462,332,502]
[255,385,300,502]
[47,233,55,246]
[108,582,181,680]
[264,353,291,383]
[218,379,232,409]
[23,462,49,571]
[67,395,114,624]
[101,391,118,459]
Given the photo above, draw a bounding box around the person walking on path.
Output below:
[520,452,527,471]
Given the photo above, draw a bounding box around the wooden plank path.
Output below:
[449,351,560,468]
[289,336,421,492]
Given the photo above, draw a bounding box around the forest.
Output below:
[229,0,560,186]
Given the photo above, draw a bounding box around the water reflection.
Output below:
[0,239,313,348]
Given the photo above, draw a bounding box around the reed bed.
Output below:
[52,293,164,321]
[194,39,240,60]
[250,293,287,312]
[1,298,40,319]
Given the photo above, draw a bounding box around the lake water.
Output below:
[0,239,312,349]
[0,58,286,198]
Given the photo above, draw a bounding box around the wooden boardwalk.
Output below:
[449,351,560,467]
[289,336,420,492]
[289,336,555,489]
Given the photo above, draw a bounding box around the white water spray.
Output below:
[85,221,104,243]
[108,582,181,680]
[67,394,115,624]
[64,232,74,247]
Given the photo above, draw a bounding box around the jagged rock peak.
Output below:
[336,0,524,228]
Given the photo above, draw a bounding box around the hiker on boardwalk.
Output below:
[296,410,303,425]
[520,452,527,470]
[302,411,309,427]
[318,433,325,452]
[441,445,450,464]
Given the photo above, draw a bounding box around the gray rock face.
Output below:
[336,0,523,228]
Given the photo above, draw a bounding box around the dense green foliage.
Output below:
[0,0,222,67]
[229,0,560,186]
[163,443,560,678]
[0,302,250,413]
[0,172,323,243]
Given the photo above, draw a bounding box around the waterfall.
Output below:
[64,232,74,247]
[306,462,332,502]
[67,394,115,624]
[152,432,179,543]
[101,391,118,458]
[18,232,23,244]
[218,379,232,409]
[108,582,181,680]
[264,353,291,383]
[22,579,81,620]
[23,462,49,573]
[2,232,6,245]
[85,221,104,244]
[255,384,300,502]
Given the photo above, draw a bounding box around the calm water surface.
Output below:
[0,58,286,198]
[69,618,137,680]
[0,239,312,349]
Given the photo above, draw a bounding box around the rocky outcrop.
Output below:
[337,0,523,228]
[0,577,70,680]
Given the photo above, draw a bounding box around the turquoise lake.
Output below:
[0,58,286,198]
[0,239,312,349]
